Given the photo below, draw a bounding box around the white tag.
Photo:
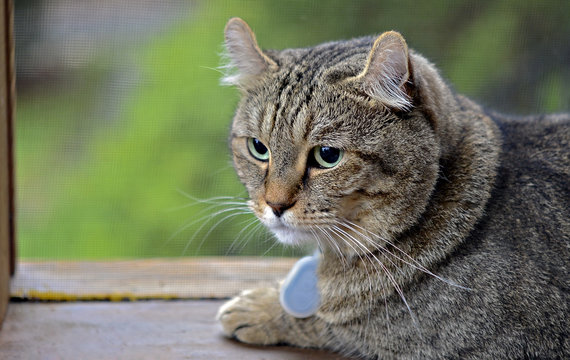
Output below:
[279,253,320,318]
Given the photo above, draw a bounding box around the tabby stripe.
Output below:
[297,42,374,139]
[273,39,374,143]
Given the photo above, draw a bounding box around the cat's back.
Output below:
[497,112,569,179]
[490,112,569,232]
[479,112,569,267]
[432,113,570,358]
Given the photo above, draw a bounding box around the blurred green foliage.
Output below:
[15,0,569,259]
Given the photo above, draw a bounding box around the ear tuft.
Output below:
[221,18,278,87]
[354,31,412,110]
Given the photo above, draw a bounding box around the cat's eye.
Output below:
[312,146,343,169]
[247,137,270,161]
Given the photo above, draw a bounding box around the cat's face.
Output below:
[225,19,440,253]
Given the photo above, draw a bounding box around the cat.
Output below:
[216,17,569,359]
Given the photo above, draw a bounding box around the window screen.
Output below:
[15,0,569,264]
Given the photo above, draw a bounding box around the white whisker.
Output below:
[316,225,348,268]
[338,219,469,290]
[229,217,264,255]
[328,223,419,331]
[168,205,249,246]
[176,189,248,204]
[260,231,283,257]
[188,210,252,255]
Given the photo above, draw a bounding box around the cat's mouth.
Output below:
[261,208,312,245]
[250,202,315,245]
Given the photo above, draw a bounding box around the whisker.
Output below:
[188,210,252,255]
[328,226,379,313]
[242,222,277,255]
[228,217,263,255]
[167,205,249,249]
[308,228,325,255]
[167,201,249,224]
[260,232,283,257]
[338,219,470,290]
[316,225,348,268]
[329,224,419,331]
[175,189,249,205]
[243,222,271,255]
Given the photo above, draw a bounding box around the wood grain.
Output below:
[11,258,298,300]
[0,300,350,360]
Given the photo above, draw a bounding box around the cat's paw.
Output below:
[217,287,284,345]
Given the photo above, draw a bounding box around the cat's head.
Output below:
[223,18,442,253]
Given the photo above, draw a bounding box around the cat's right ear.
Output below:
[222,18,278,87]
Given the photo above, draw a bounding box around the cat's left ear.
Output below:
[222,17,278,87]
[350,31,412,110]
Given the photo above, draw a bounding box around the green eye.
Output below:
[247,138,270,161]
[313,146,343,168]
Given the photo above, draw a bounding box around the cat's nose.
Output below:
[267,201,296,217]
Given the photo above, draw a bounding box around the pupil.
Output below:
[320,147,339,163]
[253,139,267,154]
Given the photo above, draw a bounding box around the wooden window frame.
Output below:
[0,0,15,329]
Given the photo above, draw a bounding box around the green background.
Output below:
[15,0,569,259]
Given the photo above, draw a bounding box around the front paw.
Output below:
[217,287,284,345]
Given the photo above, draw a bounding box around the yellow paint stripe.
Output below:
[11,290,192,302]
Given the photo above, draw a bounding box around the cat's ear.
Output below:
[222,17,278,86]
[351,31,412,110]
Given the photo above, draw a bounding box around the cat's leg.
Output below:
[217,287,330,348]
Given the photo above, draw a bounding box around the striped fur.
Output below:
[218,18,569,359]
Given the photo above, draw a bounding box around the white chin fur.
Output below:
[271,226,311,245]
[260,207,312,245]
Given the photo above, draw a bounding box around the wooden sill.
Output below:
[1,258,350,359]
[1,300,348,359]
[10,257,297,301]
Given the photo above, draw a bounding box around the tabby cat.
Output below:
[216,18,569,359]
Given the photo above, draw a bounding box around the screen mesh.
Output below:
[15,0,569,263]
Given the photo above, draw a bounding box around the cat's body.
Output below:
[217,18,569,359]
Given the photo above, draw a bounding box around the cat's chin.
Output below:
[269,225,313,246]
